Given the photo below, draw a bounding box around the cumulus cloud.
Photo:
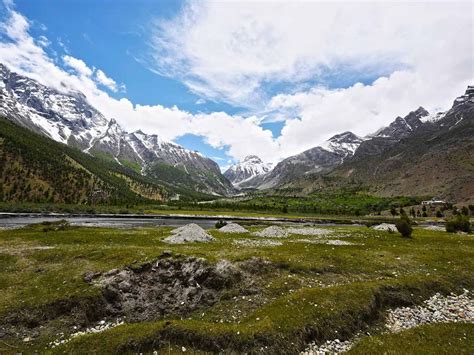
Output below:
[0,1,472,167]
[148,0,473,157]
[0,4,278,163]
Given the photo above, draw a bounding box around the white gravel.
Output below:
[163,223,215,244]
[424,225,446,232]
[219,223,249,233]
[233,239,283,247]
[287,227,331,236]
[302,290,474,354]
[386,290,473,332]
[253,226,288,238]
[293,239,357,246]
[372,223,397,232]
[49,318,124,348]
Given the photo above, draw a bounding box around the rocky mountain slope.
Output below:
[223,155,273,189]
[285,87,474,203]
[0,64,234,196]
[0,116,168,205]
[258,131,365,189]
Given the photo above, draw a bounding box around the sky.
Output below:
[0,0,472,171]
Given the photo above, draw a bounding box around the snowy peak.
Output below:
[375,106,428,139]
[224,155,273,188]
[0,63,234,196]
[320,131,365,157]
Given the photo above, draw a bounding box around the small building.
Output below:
[421,198,447,206]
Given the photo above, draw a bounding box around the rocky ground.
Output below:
[218,223,249,233]
[302,290,474,354]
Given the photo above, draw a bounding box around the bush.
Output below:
[396,215,413,238]
[215,220,227,229]
[436,210,443,218]
[445,215,471,233]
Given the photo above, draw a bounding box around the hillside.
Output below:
[284,87,474,203]
[0,117,210,205]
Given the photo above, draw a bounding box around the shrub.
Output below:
[436,210,443,218]
[445,215,471,233]
[215,220,227,229]
[396,215,413,238]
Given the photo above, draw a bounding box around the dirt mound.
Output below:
[253,226,288,238]
[96,256,243,321]
[163,223,215,244]
[372,223,397,232]
[219,223,249,233]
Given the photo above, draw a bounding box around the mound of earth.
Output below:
[96,257,243,321]
[163,223,214,244]
[253,226,288,238]
[287,227,331,236]
[219,223,249,233]
[372,223,397,232]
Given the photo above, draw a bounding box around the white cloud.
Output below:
[148,0,473,157]
[63,55,93,77]
[0,6,278,163]
[95,69,123,92]
[0,1,472,167]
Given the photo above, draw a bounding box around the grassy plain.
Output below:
[0,222,472,353]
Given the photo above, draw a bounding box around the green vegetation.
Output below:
[0,223,472,353]
[349,323,473,354]
[446,214,471,233]
[396,214,413,238]
[0,117,215,206]
[170,190,423,216]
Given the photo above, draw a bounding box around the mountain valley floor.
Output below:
[0,221,472,354]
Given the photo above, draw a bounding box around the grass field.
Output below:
[0,222,472,354]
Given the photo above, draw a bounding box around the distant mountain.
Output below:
[258,131,365,189]
[224,155,273,189]
[0,64,234,196]
[0,116,168,205]
[285,86,474,203]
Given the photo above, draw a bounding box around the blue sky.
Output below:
[0,1,471,169]
[11,0,242,164]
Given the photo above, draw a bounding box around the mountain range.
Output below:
[0,62,472,204]
[0,64,233,197]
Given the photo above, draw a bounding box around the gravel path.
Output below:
[163,223,215,244]
[302,290,473,354]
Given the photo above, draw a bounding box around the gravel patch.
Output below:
[372,223,397,232]
[253,226,288,238]
[48,318,124,348]
[424,225,446,232]
[302,290,474,354]
[293,239,357,246]
[219,223,249,233]
[233,239,283,247]
[386,290,473,332]
[287,227,331,236]
[163,223,215,244]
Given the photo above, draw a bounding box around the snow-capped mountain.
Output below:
[256,131,366,189]
[0,63,234,196]
[320,131,366,159]
[373,107,428,139]
[224,155,273,188]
